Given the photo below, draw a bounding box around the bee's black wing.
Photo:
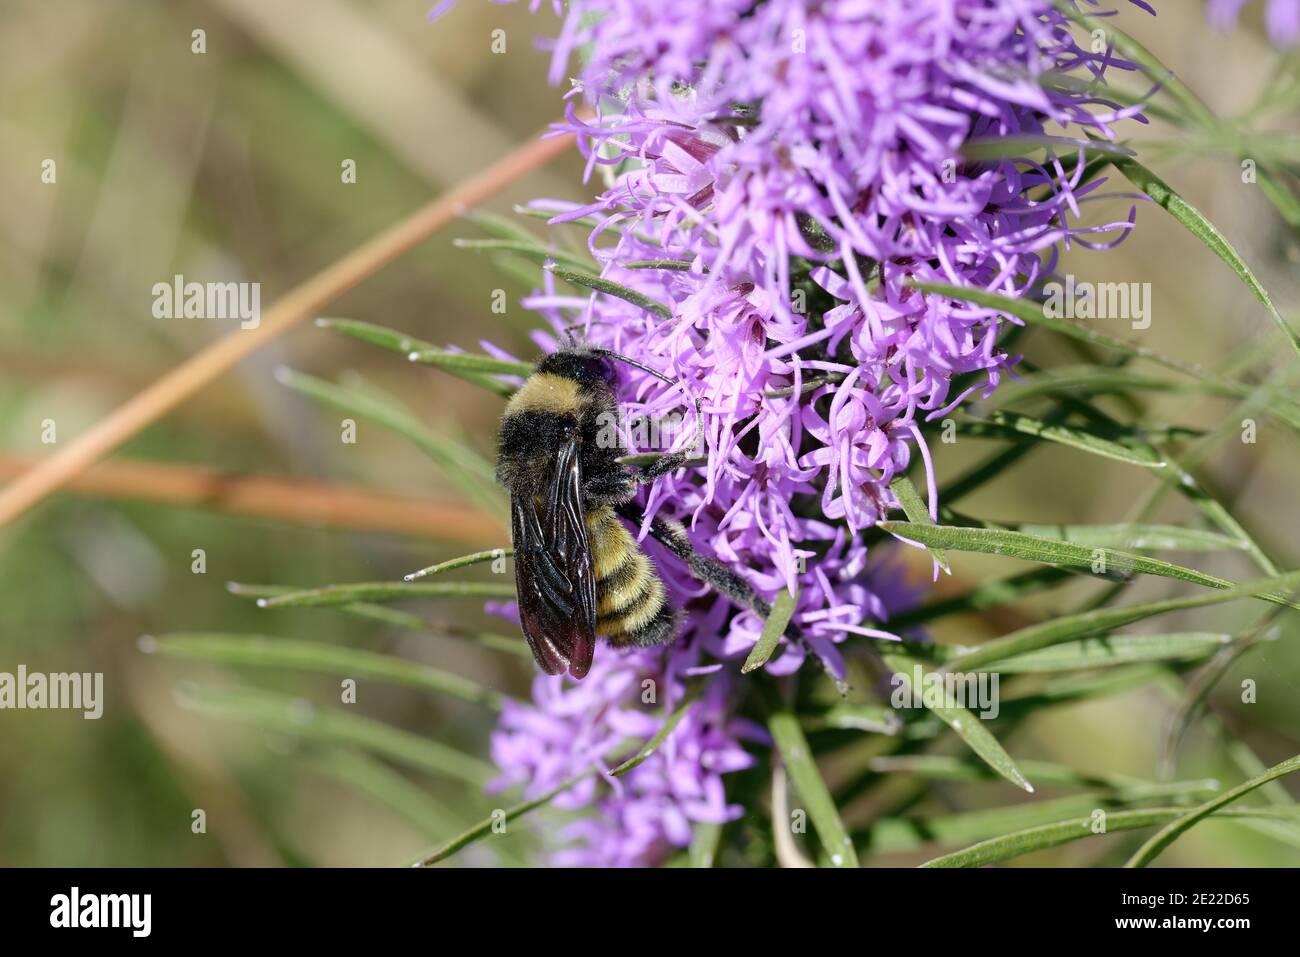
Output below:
[510,436,596,679]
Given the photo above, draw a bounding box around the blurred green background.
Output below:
[0,0,1296,866]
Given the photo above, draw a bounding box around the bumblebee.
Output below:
[495,345,688,678]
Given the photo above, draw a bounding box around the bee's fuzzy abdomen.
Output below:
[587,507,678,649]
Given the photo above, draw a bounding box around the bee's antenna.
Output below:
[588,347,678,388]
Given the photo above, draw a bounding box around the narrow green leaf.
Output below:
[404,548,511,582]
[767,706,860,867]
[869,795,1106,854]
[257,581,515,609]
[314,317,435,355]
[923,805,1300,868]
[459,207,543,245]
[414,773,591,866]
[403,348,534,377]
[804,704,902,735]
[1005,523,1245,552]
[889,476,950,573]
[228,583,531,658]
[147,633,503,709]
[1126,753,1300,867]
[229,582,429,630]
[544,265,673,319]
[180,685,494,784]
[879,522,1298,608]
[452,237,594,273]
[985,632,1230,673]
[947,570,1300,672]
[882,652,1034,793]
[1110,155,1300,356]
[741,588,799,673]
[622,259,696,271]
[956,410,1166,468]
[866,786,1244,856]
[313,319,525,396]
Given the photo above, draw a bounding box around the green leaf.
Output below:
[865,786,1239,856]
[452,237,594,273]
[888,476,950,573]
[256,581,516,609]
[923,805,1300,868]
[459,207,543,245]
[767,706,860,867]
[229,582,429,630]
[147,633,503,709]
[414,773,591,867]
[404,548,511,582]
[803,704,902,735]
[878,522,1299,608]
[180,685,494,785]
[1110,155,1300,356]
[741,587,800,674]
[228,583,531,659]
[881,652,1034,793]
[1001,523,1246,552]
[983,632,1230,673]
[956,410,1166,468]
[947,570,1300,672]
[622,259,696,271]
[315,317,435,355]
[275,368,508,522]
[314,319,526,396]
[1126,752,1300,867]
[544,265,673,319]
[403,348,534,377]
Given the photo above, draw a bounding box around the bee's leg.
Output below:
[582,468,638,505]
[615,505,848,693]
[625,451,702,485]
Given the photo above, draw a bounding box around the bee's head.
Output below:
[537,347,617,391]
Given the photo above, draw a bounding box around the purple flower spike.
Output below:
[449,0,1156,865]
